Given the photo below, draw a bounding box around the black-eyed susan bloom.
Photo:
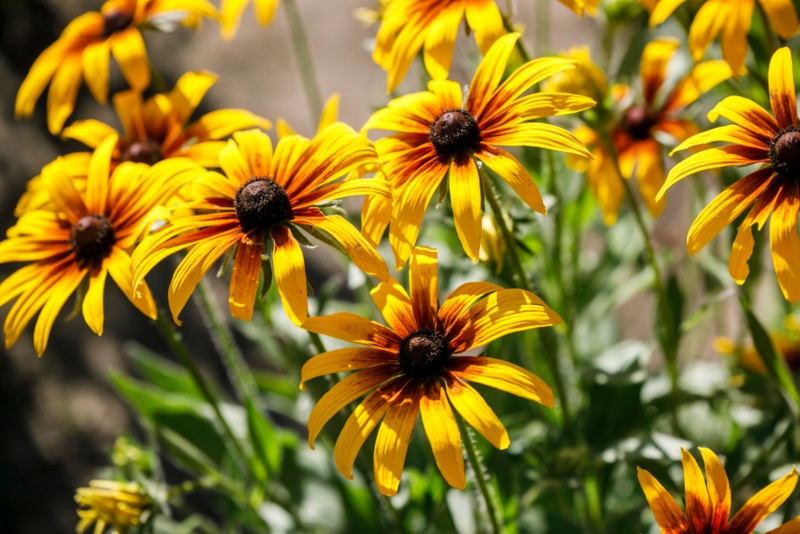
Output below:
[75,480,151,534]
[363,32,594,268]
[220,0,280,39]
[15,0,218,134]
[300,246,561,496]
[132,125,389,326]
[659,47,800,304]
[0,136,204,355]
[638,447,800,533]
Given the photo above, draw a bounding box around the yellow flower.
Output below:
[569,38,731,224]
[373,0,506,92]
[301,246,561,496]
[542,46,608,103]
[638,447,800,534]
[0,136,204,355]
[16,71,270,216]
[132,126,389,326]
[648,0,799,76]
[558,0,601,17]
[220,0,280,39]
[659,47,800,303]
[715,315,800,375]
[15,0,218,135]
[75,480,151,534]
[363,32,594,268]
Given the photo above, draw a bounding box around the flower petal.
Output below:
[443,371,509,449]
[729,186,778,284]
[422,2,462,81]
[707,96,778,141]
[228,234,264,322]
[664,60,733,112]
[302,312,402,349]
[640,38,680,106]
[106,248,156,319]
[769,181,800,304]
[698,447,731,531]
[409,246,439,331]
[484,122,592,158]
[81,39,110,104]
[233,129,274,178]
[31,263,85,356]
[300,347,397,389]
[369,278,416,339]
[85,134,118,215]
[110,28,150,92]
[374,381,421,496]
[760,0,800,39]
[637,467,690,533]
[465,32,520,117]
[420,379,465,490]
[728,467,798,533]
[270,224,307,326]
[438,281,504,335]
[768,47,798,128]
[448,356,554,408]
[449,157,482,262]
[361,193,392,248]
[46,52,83,134]
[681,448,711,532]
[62,119,118,149]
[82,266,108,336]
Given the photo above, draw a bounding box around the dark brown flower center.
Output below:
[234,178,294,232]
[398,330,450,379]
[429,110,481,160]
[70,214,116,267]
[620,106,657,141]
[102,9,134,38]
[770,127,800,178]
[121,139,163,165]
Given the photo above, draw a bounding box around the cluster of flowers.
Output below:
[6,0,800,531]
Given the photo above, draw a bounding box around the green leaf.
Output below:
[245,398,282,482]
[125,343,203,400]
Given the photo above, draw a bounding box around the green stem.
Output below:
[534,0,550,57]
[153,308,249,472]
[194,279,261,407]
[458,417,502,534]
[283,0,324,124]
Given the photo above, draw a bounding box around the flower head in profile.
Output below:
[17,71,270,216]
[220,0,279,39]
[75,480,151,534]
[15,0,219,134]
[568,38,731,224]
[659,47,800,303]
[132,125,389,326]
[363,32,594,267]
[0,136,203,355]
[648,0,799,75]
[373,0,506,92]
[638,447,800,533]
[301,247,561,496]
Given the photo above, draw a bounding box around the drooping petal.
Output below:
[361,193,392,248]
[374,382,422,496]
[719,0,754,76]
[760,0,800,39]
[767,47,798,128]
[649,0,687,25]
[727,467,798,533]
[300,347,397,389]
[422,2,462,81]
[443,371,509,449]
[698,448,732,530]
[729,186,778,284]
[110,28,150,92]
[302,312,402,349]
[106,247,156,319]
[15,38,70,119]
[270,224,307,325]
[449,157,482,262]
[369,278,416,339]
[463,0,504,55]
[46,52,83,134]
[420,379,465,490]
[769,181,800,304]
[687,0,728,62]
[637,467,690,533]
[82,266,108,336]
[681,448,711,532]
[220,0,250,39]
[31,263,85,356]
[448,356,555,408]
[640,38,680,106]
[81,39,110,104]
[409,246,439,331]
[228,234,264,322]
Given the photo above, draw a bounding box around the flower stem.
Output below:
[283,0,323,124]
[153,307,248,472]
[457,416,502,534]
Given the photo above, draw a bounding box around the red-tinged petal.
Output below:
[270,224,307,325]
[361,193,392,248]
[443,371,509,449]
[637,467,690,533]
[409,246,439,331]
[760,0,800,39]
[438,281,504,337]
[769,181,800,304]
[449,157,482,262]
[362,92,442,135]
[728,467,798,533]
[422,2,462,81]
[110,28,149,92]
[107,247,156,319]
[382,9,441,92]
[448,356,554,408]
[302,312,403,349]
[449,289,562,353]
[82,265,108,336]
[707,96,779,141]
[466,32,520,117]
[483,122,592,158]
[698,448,731,530]
[232,129,273,178]
[681,448,711,532]
[300,347,397,389]
[46,52,83,134]
[420,380,465,490]
[369,278,416,339]
[85,134,118,215]
[32,263,85,356]
[628,140,666,217]
[307,366,401,447]
[686,168,773,255]
[640,38,680,106]
[374,382,421,496]
[664,60,733,112]
[334,380,403,480]
[768,47,798,128]
[228,235,263,322]
[729,186,778,284]
[670,125,769,155]
[658,146,767,201]
[766,517,800,534]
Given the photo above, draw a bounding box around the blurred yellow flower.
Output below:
[75,480,151,534]
[639,447,800,534]
[15,0,218,134]
[715,315,800,375]
[220,0,280,39]
[543,46,608,103]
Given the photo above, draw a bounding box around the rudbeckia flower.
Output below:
[220,0,280,39]
[301,247,561,496]
[648,0,799,75]
[16,71,270,215]
[567,39,731,224]
[132,125,389,326]
[15,0,218,134]
[362,32,594,267]
[76,480,151,534]
[373,0,506,92]
[659,47,800,303]
[638,447,800,533]
[0,136,205,355]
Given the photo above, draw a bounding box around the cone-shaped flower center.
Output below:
[399,330,450,379]
[430,110,481,159]
[234,178,294,232]
[70,214,116,267]
[620,106,657,141]
[121,139,163,165]
[770,128,800,178]
[102,9,134,38]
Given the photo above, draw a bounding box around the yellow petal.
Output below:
[300,347,396,389]
[184,109,272,141]
[110,28,150,92]
[768,47,798,127]
[43,157,87,223]
[81,39,110,104]
[317,93,340,134]
[32,263,85,356]
[85,134,118,215]
[361,193,392,248]
[62,119,118,149]
[669,125,768,155]
[254,0,279,26]
[729,190,777,284]
[233,129,274,178]
[769,182,800,304]
[629,140,666,217]
[46,53,83,135]
[698,447,731,531]
[409,247,438,331]
[760,0,800,39]
[220,0,249,39]
[640,38,680,105]
[438,281,504,337]
[719,0,754,76]
[302,312,402,349]
[464,0,505,54]
[637,467,690,532]
[664,60,733,112]
[228,235,263,322]
[112,90,146,142]
[681,448,711,532]
[270,224,307,326]
[688,0,728,63]
[485,122,592,158]
[422,3,462,81]
[15,39,70,119]
[219,139,252,187]
[448,356,554,408]
[443,372,509,449]
[448,158,482,262]
[465,32,520,117]
[420,380,465,490]
[374,383,420,496]
[476,147,546,213]
[82,266,108,336]
[728,466,798,532]
[766,517,800,534]
[107,248,156,319]
[649,0,687,25]
[170,70,218,125]
[369,278,416,339]
[707,95,778,140]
